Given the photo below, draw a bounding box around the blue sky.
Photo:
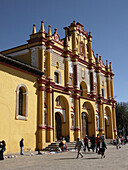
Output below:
[0,0,128,102]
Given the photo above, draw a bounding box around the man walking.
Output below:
[75,137,83,159]
[84,135,90,152]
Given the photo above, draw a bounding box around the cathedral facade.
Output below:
[0,21,117,153]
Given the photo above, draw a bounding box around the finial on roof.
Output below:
[88,32,92,39]
[106,60,109,68]
[109,62,113,72]
[32,24,36,34]
[48,25,52,37]
[96,54,99,63]
[39,21,45,32]
[54,28,57,33]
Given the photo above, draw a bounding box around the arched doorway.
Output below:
[81,101,95,138]
[82,112,88,139]
[55,112,62,140]
[104,106,113,139]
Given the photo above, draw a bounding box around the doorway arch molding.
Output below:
[55,108,65,122]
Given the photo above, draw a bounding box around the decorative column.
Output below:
[72,21,77,55]
[96,54,104,136]
[46,25,53,142]
[88,32,93,64]
[46,25,52,79]
[110,62,114,99]
[90,69,95,97]
[38,21,46,72]
[37,79,46,150]
[74,60,80,140]
[106,60,111,100]
[96,54,102,97]
[109,62,117,138]
[65,36,70,89]
[46,82,53,142]
[112,103,117,138]
[88,32,95,98]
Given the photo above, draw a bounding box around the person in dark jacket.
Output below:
[84,135,90,152]
[0,141,4,160]
[20,138,24,155]
[90,135,95,152]
[2,140,6,152]
[99,138,107,158]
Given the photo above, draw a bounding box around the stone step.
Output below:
[43,141,76,152]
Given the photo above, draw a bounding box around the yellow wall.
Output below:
[0,64,38,153]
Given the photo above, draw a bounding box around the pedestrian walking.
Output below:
[75,137,83,159]
[95,134,100,153]
[90,135,95,152]
[98,138,107,158]
[116,135,120,149]
[84,135,90,152]
[20,138,24,155]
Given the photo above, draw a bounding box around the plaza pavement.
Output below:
[0,144,128,170]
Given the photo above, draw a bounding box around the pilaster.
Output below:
[105,60,111,100]
[98,100,104,136]
[46,81,53,142]
[112,103,117,139]
[37,78,46,150]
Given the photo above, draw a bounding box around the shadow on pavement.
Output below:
[54,158,76,160]
[55,157,100,160]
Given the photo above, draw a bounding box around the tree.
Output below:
[116,102,128,136]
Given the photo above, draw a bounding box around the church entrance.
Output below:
[82,112,88,139]
[55,112,62,140]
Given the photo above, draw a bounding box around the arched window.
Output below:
[54,72,59,83]
[102,88,105,97]
[16,84,28,120]
[54,71,61,84]
[83,102,86,109]
[56,96,60,106]
[80,81,88,97]
[80,85,83,96]
[19,87,23,116]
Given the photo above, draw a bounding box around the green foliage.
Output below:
[116,102,128,135]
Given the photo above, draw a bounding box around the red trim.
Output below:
[99,129,104,131]
[74,127,80,131]
[45,40,54,47]
[38,86,46,91]
[70,126,74,131]
[0,62,38,77]
[74,95,80,99]
[38,126,46,130]
[80,96,95,102]
[52,39,63,46]
[53,89,70,95]
[55,107,65,110]
[114,129,117,132]
[47,126,54,130]
[46,88,52,93]
[37,78,48,85]
[78,58,89,66]
[53,84,65,91]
